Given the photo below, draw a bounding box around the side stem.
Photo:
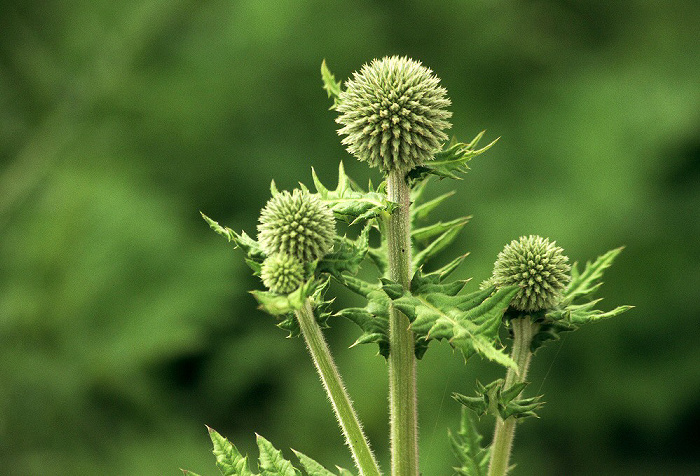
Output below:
[487,317,539,476]
[385,169,418,476]
[295,298,381,476]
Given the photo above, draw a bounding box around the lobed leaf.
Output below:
[449,407,490,476]
[407,131,499,182]
[412,217,469,269]
[316,224,370,277]
[452,379,543,421]
[310,162,396,224]
[563,247,624,305]
[394,285,518,365]
[321,59,342,109]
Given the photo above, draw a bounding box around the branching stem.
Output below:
[295,298,381,476]
[487,317,539,476]
[386,169,419,476]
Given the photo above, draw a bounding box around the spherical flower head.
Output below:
[336,56,452,172]
[258,189,336,262]
[261,254,305,294]
[492,235,571,312]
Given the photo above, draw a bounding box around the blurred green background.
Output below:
[1,1,699,474]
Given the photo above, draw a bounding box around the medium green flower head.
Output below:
[258,189,335,262]
[336,55,452,172]
[261,254,305,294]
[492,235,571,312]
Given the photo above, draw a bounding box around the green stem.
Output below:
[295,298,381,476]
[487,317,539,476]
[386,169,419,476]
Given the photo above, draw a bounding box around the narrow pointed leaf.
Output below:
[449,408,490,476]
[412,190,456,222]
[413,219,468,269]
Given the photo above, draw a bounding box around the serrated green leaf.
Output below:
[201,213,265,269]
[292,450,336,476]
[310,162,396,223]
[563,247,624,304]
[395,285,517,366]
[449,407,490,476]
[256,434,299,476]
[208,426,257,476]
[316,225,370,277]
[407,132,498,182]
[321,59,342,109]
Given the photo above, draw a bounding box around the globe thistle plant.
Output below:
[198,57,632,476]
[258,189,335,263]
[336,55,452,172]
[492,235,571,312]
[260,253,306,294]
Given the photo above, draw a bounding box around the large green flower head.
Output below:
[336,56,452,172]
[261,253,305,294]
[492,235,571,312]
[258,189,335,262]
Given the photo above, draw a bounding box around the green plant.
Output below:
[188,56,632,476]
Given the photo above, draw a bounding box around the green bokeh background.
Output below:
[1,1,699,474]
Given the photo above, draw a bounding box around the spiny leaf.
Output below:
[256,434,298,476]
[292,450,336,476]
[407,132,499,182]
[412,216,471,243]
[334,276,391,357]
[321,59,342,109]
[563,247,624,304]
[310,162,396,224]
[181,470,204,476]
[208,426,257,476]
[452,379,543,421]
[527,247,633,351]
[449,407,490,476]
[396,285,518,366]
[201,212,265,268]
[316,224,370,277]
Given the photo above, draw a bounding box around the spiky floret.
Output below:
[492,235,571,312]
[336,55,452,172]
[261,253,306,294]
[258,189,335,262]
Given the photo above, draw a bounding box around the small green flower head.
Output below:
[261,254,305,294]
[336,55,452,172]
[258,189,335,262]
[492,235,571,312]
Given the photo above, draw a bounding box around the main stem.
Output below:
[487,317,539,476]
[295,298,381,476]
[386,169,418,476]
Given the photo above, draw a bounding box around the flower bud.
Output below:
[492,235,571,312]
[258,189,335,262]
[336,56,452,172]
[261,254,306,294]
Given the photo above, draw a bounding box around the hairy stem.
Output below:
[386,169,418,476]
[295,298,381,476]
[487,317,539,476]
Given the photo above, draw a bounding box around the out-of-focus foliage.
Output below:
[1,1,698,475]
